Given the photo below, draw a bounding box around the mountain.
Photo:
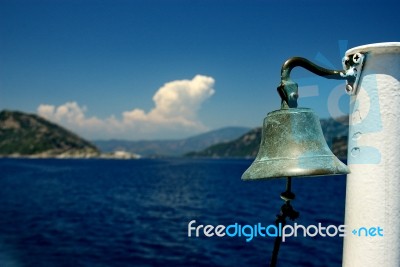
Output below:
[0,110,99,157]
[93,126,251,157]
[1,109,348,159]
[185,116,349,159]
[185,127,262,158]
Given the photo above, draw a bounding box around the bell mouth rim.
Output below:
[242,169,350,180]
[253,155,345,161]
[242,171,347,181]
[241,155,350,180]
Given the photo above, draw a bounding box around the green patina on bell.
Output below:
[242,57,350,180]
[246,57,355,267]
[242,107,349,180]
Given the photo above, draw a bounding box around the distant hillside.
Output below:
[185,116,349,159]
[185,127,262,158]
[93,126,251,157]
[0,110,99,157]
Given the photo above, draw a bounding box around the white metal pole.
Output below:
[343,43,400,266]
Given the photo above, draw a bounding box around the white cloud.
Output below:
[38,101,103,129]
[37,75,215,139]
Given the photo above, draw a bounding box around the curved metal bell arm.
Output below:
[278,57,355,109]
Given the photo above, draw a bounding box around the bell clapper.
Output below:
[270,177,300,267]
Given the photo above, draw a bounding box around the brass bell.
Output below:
[246,57,354,267]
[242,107,349,180]
[242,57,350,180]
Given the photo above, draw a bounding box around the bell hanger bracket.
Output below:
[342,52,365,95]
[277,55,364,109]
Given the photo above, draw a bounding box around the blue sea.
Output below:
[0,158,346,267]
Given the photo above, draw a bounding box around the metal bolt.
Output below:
[346,84,353,94]
[353,53,362,64]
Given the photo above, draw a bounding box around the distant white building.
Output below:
[100,150,141,159]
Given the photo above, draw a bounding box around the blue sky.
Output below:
[1,0,399,140]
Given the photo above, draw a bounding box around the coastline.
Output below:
[0,150,142,160]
